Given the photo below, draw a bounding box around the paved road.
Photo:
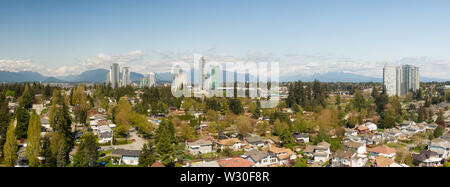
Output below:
[100,130,146,151]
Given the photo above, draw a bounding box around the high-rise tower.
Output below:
[383,65,397,96]
[383,64,419,96]
[110,63,120,89]
[122,67,130,87]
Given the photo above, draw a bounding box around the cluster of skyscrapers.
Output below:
[140,72,156,88]
[383,64,420,96]
[172,56,220,94]
[106,63,155,89]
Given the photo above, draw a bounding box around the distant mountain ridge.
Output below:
[0,70,447,83]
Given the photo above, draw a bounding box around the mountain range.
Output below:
[0,69,447,83]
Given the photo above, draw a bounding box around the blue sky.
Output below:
[0,0,449,79]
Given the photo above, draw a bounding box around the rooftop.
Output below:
[218,157,254,167]
[368,146,396,155]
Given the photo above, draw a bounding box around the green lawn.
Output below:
[386,142,406,148]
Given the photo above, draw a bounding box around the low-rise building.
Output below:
[428,138,449,159]
[217,138,245,150]
[293,133,309,143]
[190,161,220,167]
[245,136,265,148]
[331,150,353,167]
[343,141,366,155]
[186,139,214,155]
[368,145,396,159]
[374,156,394,167]
[268,146,297,165]
[218,157,255,167]
[111,149,141,165]
[313,141,331,163]
[242,149,278,167]
[412,150,442,167]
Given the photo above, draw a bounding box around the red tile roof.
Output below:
[151,161,165,167]
[368,145,396,155]
[218,157,254,167]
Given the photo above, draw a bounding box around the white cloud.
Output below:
[0,50,448,80]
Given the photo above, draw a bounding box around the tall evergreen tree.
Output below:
[155,121,176,166]
[41,135,55,167]
[26,111,41,167]
[139,140,156,167]
[21,84,33,110]
[228,98,244,114]
[56,146,66,167]
[49,90,74,157]
[3,120,17,167]
[0,93,10,157]
[73,133,98,167]
[15,106,30,139]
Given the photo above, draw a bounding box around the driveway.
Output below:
[100,130,146,151]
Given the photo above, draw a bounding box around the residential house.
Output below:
[400,121,415,129]
[356,125,370,134]
[303,145,315,158]
[268,146,297,165]
[331,150,354,167]
[186,139,214,155]
[190,161,220,167]
[351,154,368,167]
[242,149,278,167]
[412,150,442,167]
[331,149,368,167]
[343,141,366,155]
[112,149,141,165]
[15,146,29,167]
[385,128,402,137]
[428,138,449,159]
[362,122,377,131]
[245,136,265,148]
[313,141,331,163]
[32,104,44,115]
[374,156,394,167]
[217,138,245,150]
[343,135,365,144]
[293,133,309,143]
[368,145,396,159]
[97,125,113,135]
[441,133,450,140]
[99,131,113,144]
[218,157,255,167]
[360,134,382,146]
[425,123,438,131]
[344,128,358,137]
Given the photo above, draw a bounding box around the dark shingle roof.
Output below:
[100,131,113,139]
[112,149,141,157]
[244,149,269,162]
[412,150,439,162]
[246,136,263,144]
[294,133,309,139]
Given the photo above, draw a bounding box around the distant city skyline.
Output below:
[0,0,449,80]
[383,64,420,96]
